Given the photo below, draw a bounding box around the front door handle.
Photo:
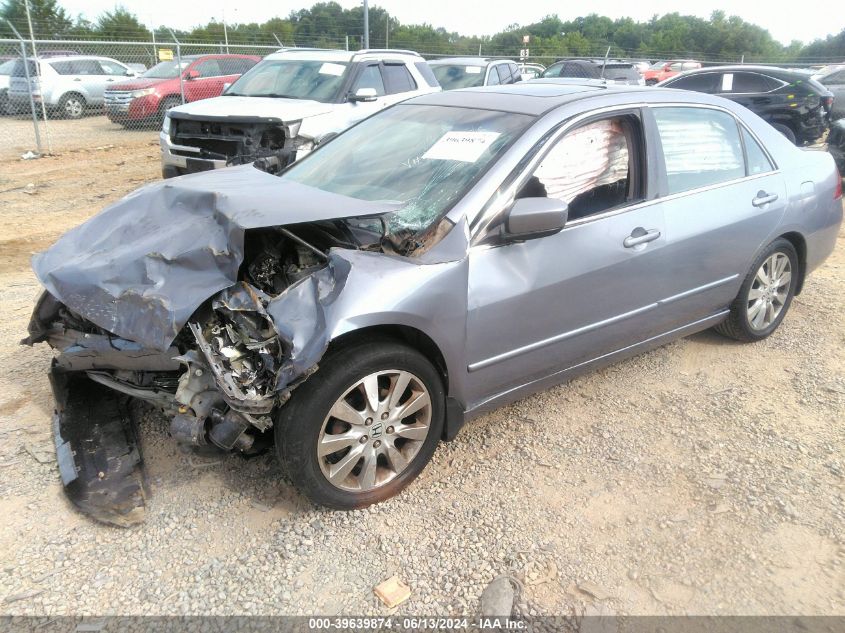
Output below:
[752,191,778,207]
[623,227,661,248]
[73,77,82,81]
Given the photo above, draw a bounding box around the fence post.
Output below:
[167,29,185,105]
[5,21,42,157]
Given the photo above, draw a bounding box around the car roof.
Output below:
[265,48,422,63]
[673,65,815,81]
[406,82,643,115]
[428,57,511,66]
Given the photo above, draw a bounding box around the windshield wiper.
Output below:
[244,93,296,99]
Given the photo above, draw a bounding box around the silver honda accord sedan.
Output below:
[25,83,842,524]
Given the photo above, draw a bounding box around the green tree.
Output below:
[0,0,72,38]
[95,7,149,41]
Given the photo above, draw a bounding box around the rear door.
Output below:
[716,71,783,111]
[218,57,257,89]
[647,105,787,325]
[73,59,110,103]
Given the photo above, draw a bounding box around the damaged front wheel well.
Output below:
[327,325,449,393]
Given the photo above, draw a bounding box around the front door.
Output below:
[465,111,677,405]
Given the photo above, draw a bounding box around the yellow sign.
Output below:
[158,49,173,61]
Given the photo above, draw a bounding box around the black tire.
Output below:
[159,96,182,119]
[275,339,445,509]
[714,238,799,342]
[58,92,86,119]
[770,122,797,145]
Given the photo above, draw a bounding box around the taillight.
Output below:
[836,170,842,200]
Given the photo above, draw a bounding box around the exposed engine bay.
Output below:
[25,222,365,526]
[169,116,311,173]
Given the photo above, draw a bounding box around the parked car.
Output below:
[104,54,260,127]
[428,57,522,90]
[8,55,138,119]
[160,48,440,178]
[643,60,701,85]
[0,58,14,114]
[25,82,841,523]
[539,59,643,85]
[813,66,845,119]
[658,66,834,145]
[630,60,651,74]
[519,63,545,80]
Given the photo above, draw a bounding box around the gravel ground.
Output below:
[2,112,158,161]
[0,140,842,618]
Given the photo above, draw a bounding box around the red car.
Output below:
[104,54,260,126]
[643,59,702,85]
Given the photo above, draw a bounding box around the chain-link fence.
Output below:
[1,36,839,161]
[0,37,290,160]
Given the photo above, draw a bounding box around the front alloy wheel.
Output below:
[318,370,432,492]
[276,340,445,509]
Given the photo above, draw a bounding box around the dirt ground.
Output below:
[0,138,842,617]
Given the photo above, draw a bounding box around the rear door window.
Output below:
[49,61,75,75]
[653,107,745,194]
[382,63,416,94]
[667,73,719,92]
[726,72,781,93]
[355,63,386,96]
[194,60,222,78]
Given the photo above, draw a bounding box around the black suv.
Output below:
[658,65,833,145]
[540,59,643,85]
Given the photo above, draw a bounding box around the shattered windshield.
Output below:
[282,104,533,238]
[225,59,349,102]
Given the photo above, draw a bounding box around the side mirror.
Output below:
[502,197,568,242]
[185,69,199,80]
[125,69,135,76]
[349,87,378,102]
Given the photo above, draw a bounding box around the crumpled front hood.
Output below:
[169,95,335,121]
[32,165,397,351]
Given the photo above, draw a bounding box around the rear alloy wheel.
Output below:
[59,93,85,119]
[276,340,444,509]
[714,238,799,342]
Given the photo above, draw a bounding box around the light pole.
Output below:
[363,0,369,49]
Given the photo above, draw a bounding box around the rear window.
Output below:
[11,59,36,77]
[602,65,639,81]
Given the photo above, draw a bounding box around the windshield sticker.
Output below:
[465,66,482,74]
[422,131,501,163]
[319,62,346,76]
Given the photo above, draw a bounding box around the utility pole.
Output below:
[222,8,229,53]
[23,0,51,153]
[363,0,369,49]
[385,12,389,48]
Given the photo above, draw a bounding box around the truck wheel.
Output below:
[159,96,182,119]
[771,123,796,145]
[59,93,86,119]
[275,340,445,509]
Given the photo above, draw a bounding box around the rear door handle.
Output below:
[623,228,661,248]
[752,191,778,207]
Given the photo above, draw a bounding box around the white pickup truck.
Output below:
[160,48,441,178]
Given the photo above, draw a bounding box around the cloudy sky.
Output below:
[57,0,842,45]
